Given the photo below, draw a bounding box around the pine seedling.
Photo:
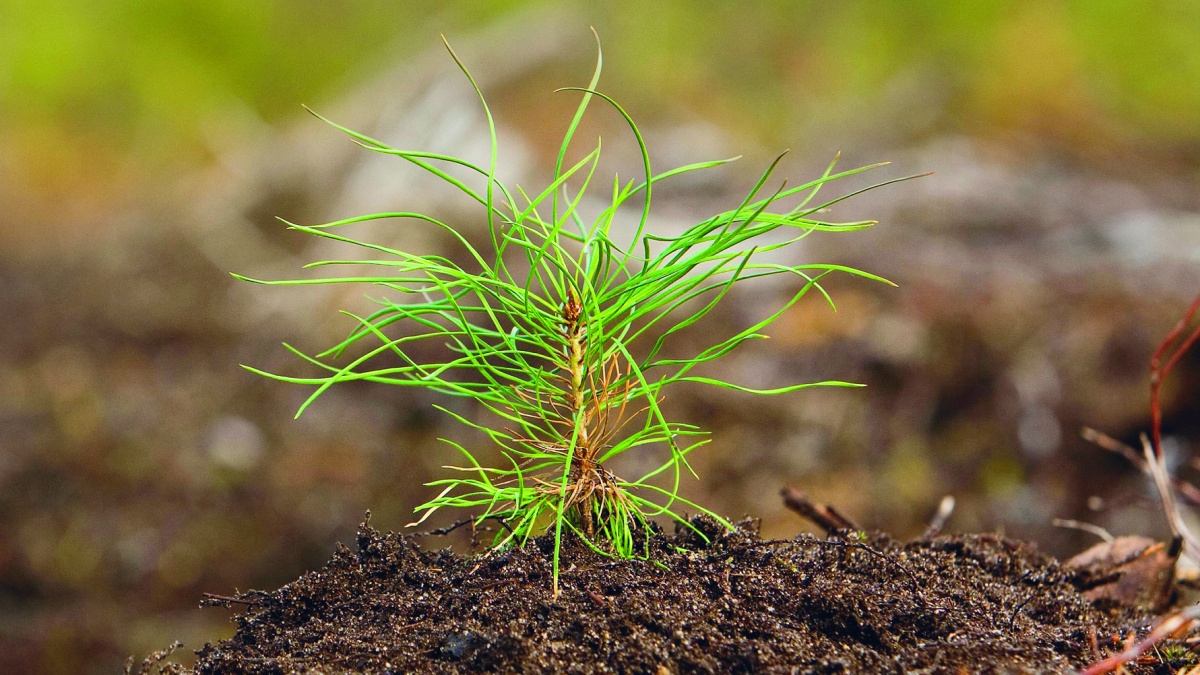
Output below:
[239,35,913,594]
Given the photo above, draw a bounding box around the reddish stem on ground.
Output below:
[1149,293,1200,457]
[1078,604,1200,675]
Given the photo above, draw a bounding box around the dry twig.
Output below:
[780,486,859,533]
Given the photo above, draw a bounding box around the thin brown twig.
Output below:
[417,515,514,537]
[1051,518,1114,543]
[1081,427,1200,508]
[780,486,860,533]
[201,593,258,607]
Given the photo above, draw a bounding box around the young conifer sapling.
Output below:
[238,35,916,594]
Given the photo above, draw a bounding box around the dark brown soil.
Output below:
[175,516,1170,674]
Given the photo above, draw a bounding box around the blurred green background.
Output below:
[3,2,1200,673]
[5,0,1200,239]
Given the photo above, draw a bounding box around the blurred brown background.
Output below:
[3,2,1200,672]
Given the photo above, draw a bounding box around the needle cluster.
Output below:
[239,36,908,593]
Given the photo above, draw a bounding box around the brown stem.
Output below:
[562,286,596,536]
[561,287,588,445]
[1149,292,1200,456]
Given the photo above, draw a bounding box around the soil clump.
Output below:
[182,516,1162,674]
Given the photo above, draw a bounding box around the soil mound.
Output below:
[184,517,1156,674]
